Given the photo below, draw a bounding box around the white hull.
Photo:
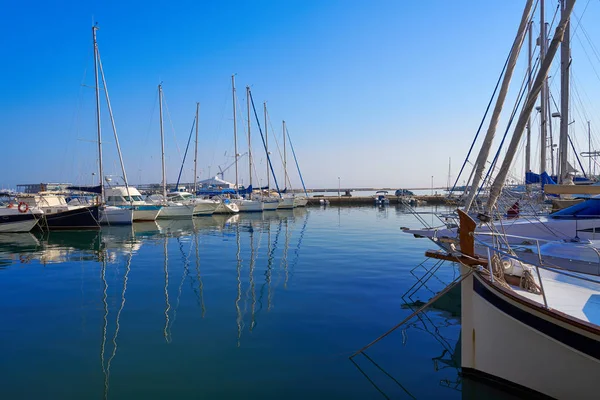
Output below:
[133,208,161,221]
[277,197,295,209]
[157,204,194,219]
[0,217,39,233]
[462,270,600,399]
[99,206,133,225]
[213,200,239,214]
[262,199,281,211]
[192,200,219,216]
[234,199,264,213]
[294,197,308,207]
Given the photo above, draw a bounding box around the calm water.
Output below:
[0,206,513,399]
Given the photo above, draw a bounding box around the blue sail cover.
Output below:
[525,171,540,184]
[551,198,600,219]
[66,185,103,194]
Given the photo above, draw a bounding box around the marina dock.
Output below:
[306,195,458,206]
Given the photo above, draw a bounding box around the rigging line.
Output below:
[139,87,159,177]
[175,116,197,190]
[248,89,283,196]
[162,91,184,165]
[448,46,512,195]
[572,28,600,83]
[265,110,288,188]
[570,0,593,39]
[477,53,534,198]
[284,125,309,197]
[573,13,600,67]
[568,133,588,177]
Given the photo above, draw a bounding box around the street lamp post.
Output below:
[338,177,341,198]
[431,176,434,195]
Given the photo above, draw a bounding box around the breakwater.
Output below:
[306,195,458,206]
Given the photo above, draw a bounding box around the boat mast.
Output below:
[526,20,533,185]
[264,102,269,191]
[589,120,592,176]
[283,120,289,189]
[486,0,576,212]
[194,102,199,194]
[246,86,252,198]
[559,0,573,182]
[231,75,239,191]
[92,25,104,202]
[540,0,548,175]
[159,84,167,200]
[463,0,533,212]
[97,49,131,201]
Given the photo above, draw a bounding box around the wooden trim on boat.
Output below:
[544,184,600,194]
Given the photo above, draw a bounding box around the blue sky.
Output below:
[3,1,600,190]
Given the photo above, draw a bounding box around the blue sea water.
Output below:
[0,206,514,399]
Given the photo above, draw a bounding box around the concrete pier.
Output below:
[306,195,458,206]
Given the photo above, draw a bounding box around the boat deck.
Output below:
[512,269,600,325]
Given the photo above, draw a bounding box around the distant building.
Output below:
[197,176,235,189]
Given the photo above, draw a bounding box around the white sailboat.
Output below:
[89,25,134,225]
[406,2,600,398]
[230,76,263,213]
[155,84,196,219]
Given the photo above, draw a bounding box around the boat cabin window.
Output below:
[551,198,600,219]
[107,196,125,203]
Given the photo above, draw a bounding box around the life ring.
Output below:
[17,202,29,213]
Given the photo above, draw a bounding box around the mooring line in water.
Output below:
[349,270,473,359]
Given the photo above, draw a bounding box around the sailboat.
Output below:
[403,2,600,398]
[154,84,196,219]
[229,76,263,213]
[89,24,135,225]
[166,102,220,216]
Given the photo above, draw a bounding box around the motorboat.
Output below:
[16,192,100,230]
[167,192,220,216]
[373,191,390,206]
[105,186,162,221]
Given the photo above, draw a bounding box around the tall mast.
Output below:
[463,0,533,212]
[540,0,548,174]
[159,84,167,199]
[92,25,104,202]
[232,75,239,190]
[246,86,252,196]
[194,102,199,194]
[283,120,288,188]
[589,120,592,176]
[264,102,269,190]
[486,0,576,212]
[526,20,533,181]
[559,0,573,182]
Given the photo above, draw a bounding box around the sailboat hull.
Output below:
[132,205,162,221]
[262,199,280,211]
[157,204,194,219]
[294,197,308,207]
[99,206,133,225]
[462,270,600,399]
[42,205,100,230]
[192,200,219,216]
[0,210,41,233]
[234,199,264,213]
[277,197,295,209]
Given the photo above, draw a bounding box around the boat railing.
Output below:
[472,233,600,309]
